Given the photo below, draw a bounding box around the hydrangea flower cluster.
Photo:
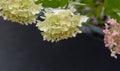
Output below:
[0,0,41,25]
[36,8,88,42]
[103,19,120,59]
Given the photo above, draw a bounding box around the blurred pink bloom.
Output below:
[103,18,120,59]
[107,18,117,26]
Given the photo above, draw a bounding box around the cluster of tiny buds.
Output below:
[103,19,120,59]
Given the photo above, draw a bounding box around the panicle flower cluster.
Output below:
[36,8,88,42]
[103,18,120,59]
[0,0,41,25]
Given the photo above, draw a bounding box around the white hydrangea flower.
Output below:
[36,8,88,42]
[0,0,41,25]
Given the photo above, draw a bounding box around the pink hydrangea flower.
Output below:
[103,18,120,59]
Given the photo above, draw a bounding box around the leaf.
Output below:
[35,0,42,4]
[104,0,120,23]
[59,0,68,7]
[35,0,68,8]
[81,0,96,7]
[95,3,103,18]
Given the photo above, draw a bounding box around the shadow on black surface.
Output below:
[0,17,120,71]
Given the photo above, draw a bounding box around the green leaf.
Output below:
[35,0,68,8]
[95,3,103,18]
[59,0,68,7]
[80,0,96,7]
[104,0,120,23]
[35,0,42,4]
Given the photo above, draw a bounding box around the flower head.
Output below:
[103,18,120,59]
[36,8,88,42]
[0,0,41,25]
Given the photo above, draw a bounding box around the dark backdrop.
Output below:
[0,17,120,71]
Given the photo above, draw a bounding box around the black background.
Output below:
[0,17,120,71]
